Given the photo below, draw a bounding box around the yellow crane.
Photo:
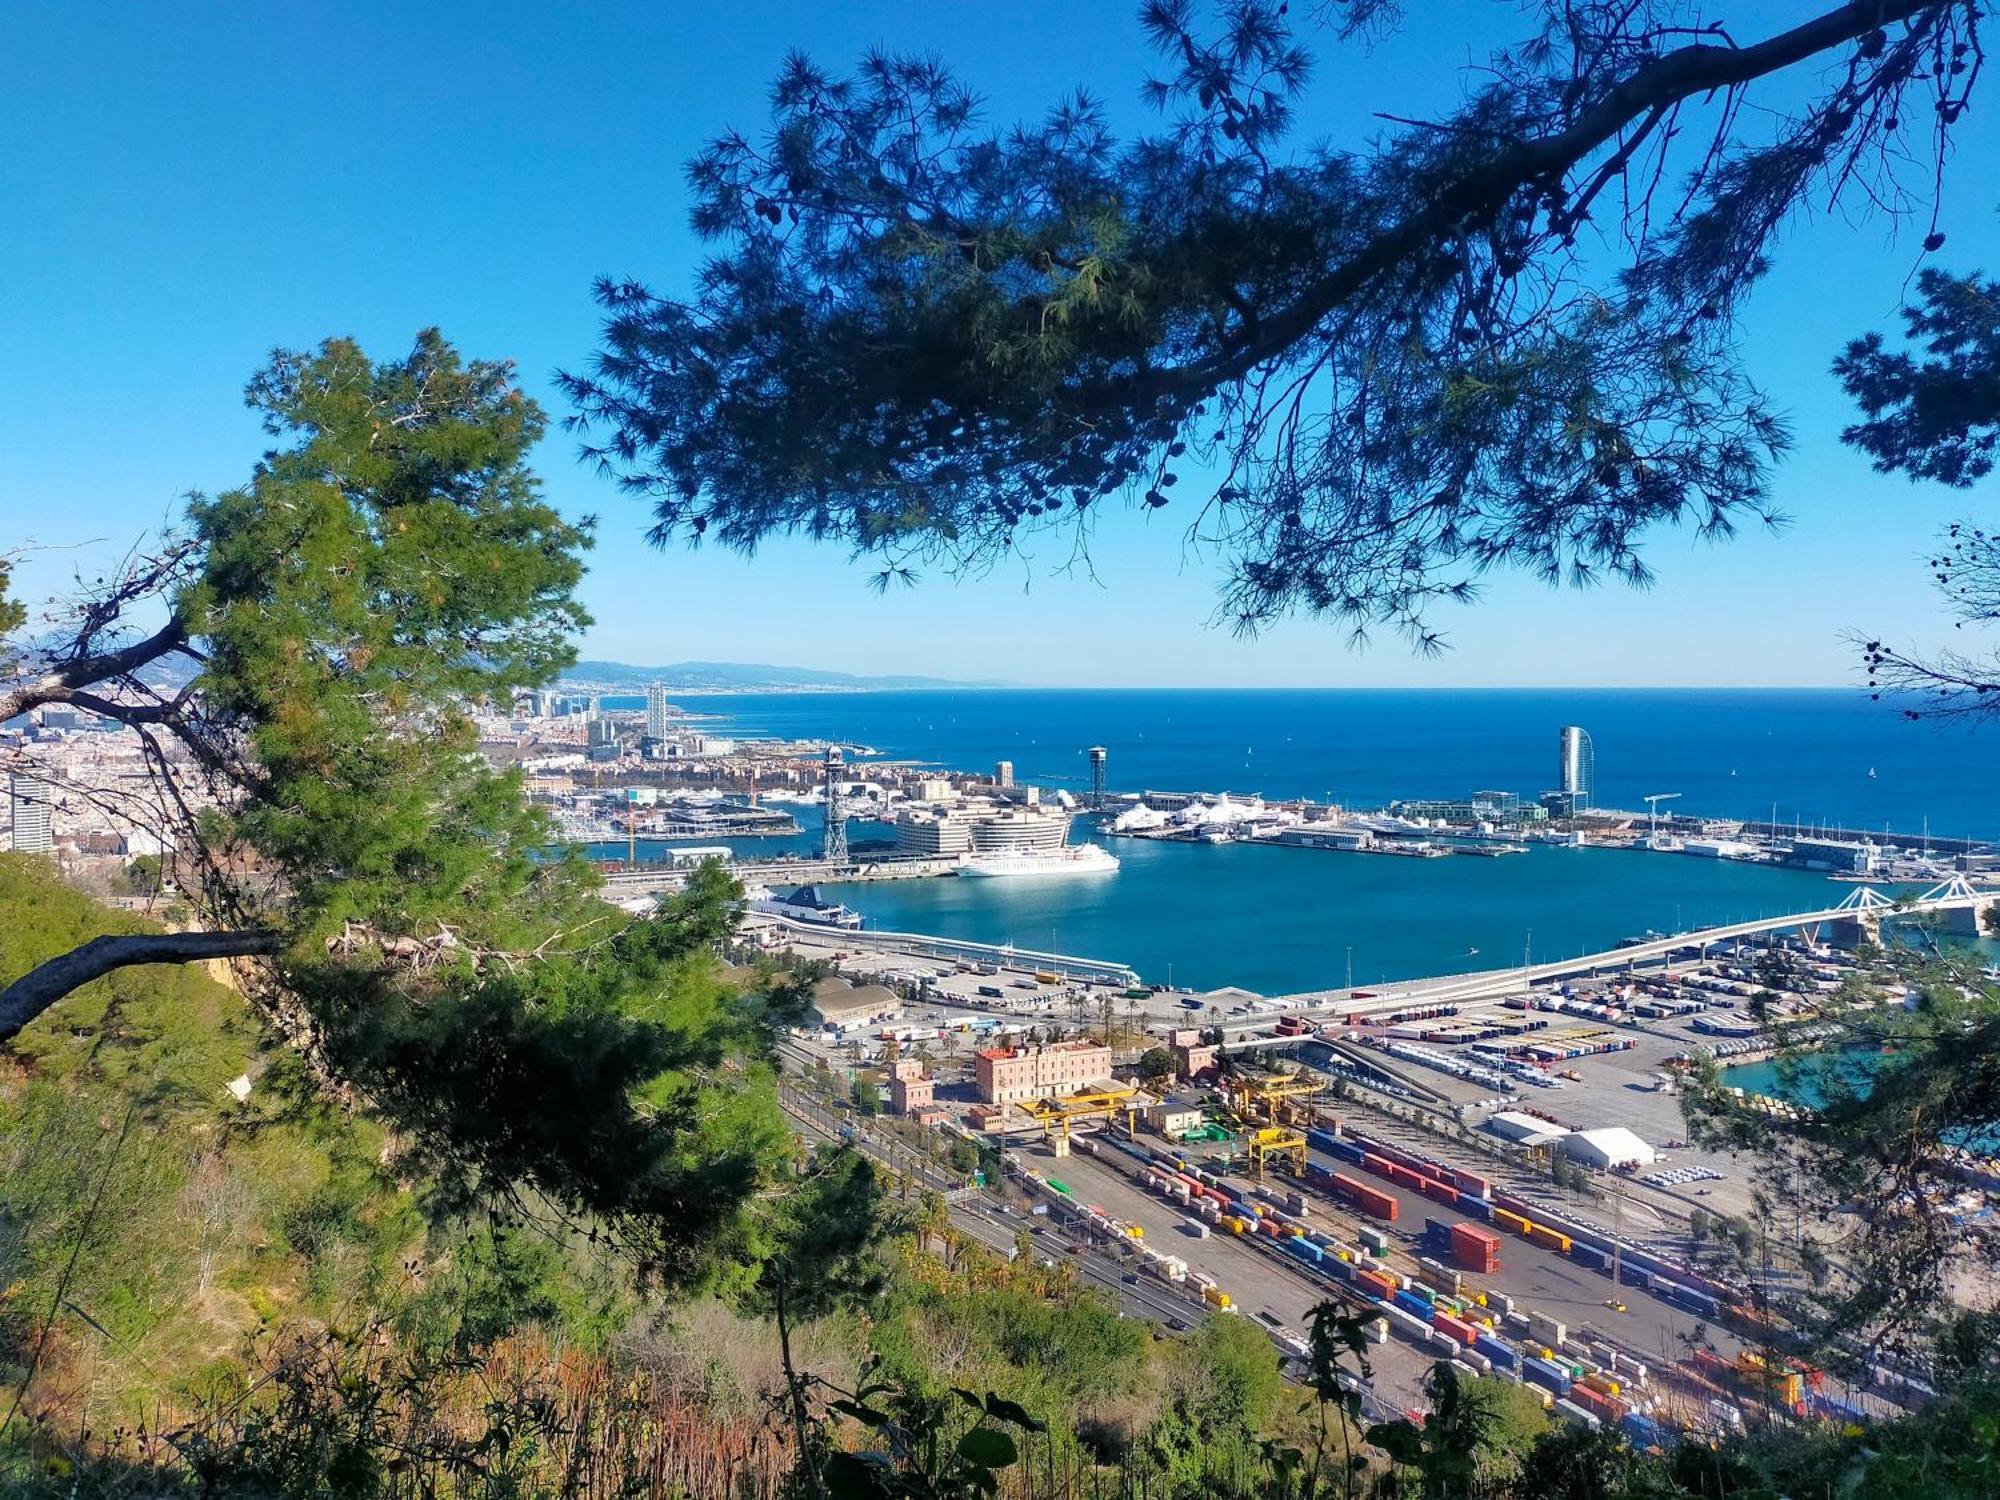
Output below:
[1225,1070,1327,1125]
[1245,1126,1307,1180]
[1014,1085,1140,1158]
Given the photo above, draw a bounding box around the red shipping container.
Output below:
[1355,1268,1397,1300]
[1332,1173,1400,1222]
[1431,1311,1478,1347]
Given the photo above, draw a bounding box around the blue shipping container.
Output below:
[1474,1335,1519,1372]
[1523,1358,1573,1397]
[1571,1243,1610,1273]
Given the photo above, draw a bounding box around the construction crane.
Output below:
[1013,1085,1140,1158]
[1245,1126,1308,1180]
[1643,792,1682,847]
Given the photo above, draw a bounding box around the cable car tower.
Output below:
[822,746,849,865]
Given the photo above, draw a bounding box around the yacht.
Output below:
[746,883,865,929]
[956,844,1121,879]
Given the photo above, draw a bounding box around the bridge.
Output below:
[1279,877,1996,1013]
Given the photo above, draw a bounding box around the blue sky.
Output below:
[3,2,1994,687]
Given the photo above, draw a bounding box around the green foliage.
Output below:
[1838,268,2000,488]
[0,855,420,1414]
[1683,955,2000,1366]
[563,3,1978,639]
[1185,1311,1285,1437]
[1138,1046,1176,1083]
[180,329,591,947]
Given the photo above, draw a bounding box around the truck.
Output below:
[977,984,1005,999]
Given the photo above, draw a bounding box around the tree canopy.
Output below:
[565,0,1982,645]
[1836,268,2000,716]
[0,331,858,1289]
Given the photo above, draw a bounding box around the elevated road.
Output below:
[1278,879,1994,1012]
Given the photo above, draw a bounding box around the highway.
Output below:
[1271,881,1992,1013]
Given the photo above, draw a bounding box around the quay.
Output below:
[602,853,962,894]
[742,911,1140,988]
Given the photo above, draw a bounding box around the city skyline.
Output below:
[4,2,1995,688]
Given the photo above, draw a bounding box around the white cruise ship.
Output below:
[956,844,1120,879]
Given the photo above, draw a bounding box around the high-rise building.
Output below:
[645,681,669,740]
[9,773,53,853]
[1088,746,1107,811]
[1557,725,1594,810]
[994,760,1014,789]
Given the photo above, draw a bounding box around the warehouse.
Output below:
[1483,1111,1571,1150]
[1558,1126,1659,1170]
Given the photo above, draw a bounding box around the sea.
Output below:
[591,688,1996,996]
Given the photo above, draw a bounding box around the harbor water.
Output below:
[823,836,1853,996]
[587,687,1997,995]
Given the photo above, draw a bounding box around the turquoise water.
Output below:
[581,687,1998,992]
[1720,1050,2000,1154]
[823,837,1857,994]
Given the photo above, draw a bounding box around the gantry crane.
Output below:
[1014,1085,1140,1158]
[1245,1126,1308,1180]
[1225,1069,1327,1126]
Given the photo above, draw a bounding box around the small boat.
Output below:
[1868,767,1878,779]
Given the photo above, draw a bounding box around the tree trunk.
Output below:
[0,929,284,1043]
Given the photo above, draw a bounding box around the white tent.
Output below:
[1559,1127,1658,1169]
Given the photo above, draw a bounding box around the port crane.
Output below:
[1643,792,1682,847]
[1223,1070,1328,1127]
[1244,1125,1309,1180]
[1014,1085,1140,1158]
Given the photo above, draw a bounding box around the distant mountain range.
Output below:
[560,659,1010,692]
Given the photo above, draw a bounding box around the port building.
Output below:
[892,804,1072,858]
[1558,1127,1659,1170]
[974,1039,1115,1105]
[1783,836,1879,874]
[1483,1110,1571,1150]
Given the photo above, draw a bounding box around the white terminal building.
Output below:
[891,802,1073,857]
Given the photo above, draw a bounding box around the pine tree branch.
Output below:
[0,929,284,1044]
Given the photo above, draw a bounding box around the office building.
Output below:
[645,681,669,740]
[9,773,53,853]
[1557,725,1594,810]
